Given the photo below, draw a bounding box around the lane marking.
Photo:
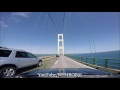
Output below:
[55,60,58,64]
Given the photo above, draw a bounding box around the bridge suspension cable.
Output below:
[66,13,76,54]
[29,12,42,52]
[0,13,1,46]
[76,13,93,54]
[47,12,58,34]
[0,13,3,46]
[78,13,97,57]
[0,12,9,46]
[62,12,65,34]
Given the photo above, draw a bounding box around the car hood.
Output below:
[15,68,119,78]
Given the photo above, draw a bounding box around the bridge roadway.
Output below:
[52,55,95,69]
[18,55,115,78]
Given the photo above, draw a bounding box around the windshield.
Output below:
[0,12,120,78]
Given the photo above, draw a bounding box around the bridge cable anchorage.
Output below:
[47,12,58,34]
[78,13,97,58]
[77,13,93,55]
[62,12,65,34]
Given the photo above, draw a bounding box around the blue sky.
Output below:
[0,12,119,54]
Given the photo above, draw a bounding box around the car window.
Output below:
[0,49,12,57]
[27,53,36,58]
[15,51,28,58]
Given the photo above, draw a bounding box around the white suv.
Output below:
[0,47,42,78]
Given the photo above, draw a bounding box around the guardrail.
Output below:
[65,55,120,73]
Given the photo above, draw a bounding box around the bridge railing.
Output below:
[65,55,120,70]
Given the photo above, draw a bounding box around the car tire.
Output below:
[0,66,16,78]
[38,61,42,67]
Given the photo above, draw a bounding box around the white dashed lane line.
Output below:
[55,60,58,64]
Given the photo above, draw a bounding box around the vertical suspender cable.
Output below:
[66,13,72,54]
[29,12,42,52]
[78,13,97,58]
[66,13,75,55]
[62,12,65,34]
[0,13,2,46]
[47,12,58,34]
[77,13,93,55]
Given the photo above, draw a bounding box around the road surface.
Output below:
[18,56,116,77]
[52,55,95,69]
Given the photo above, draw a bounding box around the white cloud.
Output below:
[10,16,21,23]
[11,12,30,17]
[0,12,31,28]
[0,21,8,27]
[9,12,30,23]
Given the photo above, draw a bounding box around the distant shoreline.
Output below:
[65,50,120,55]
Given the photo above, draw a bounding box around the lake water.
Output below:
[66,50,120,70]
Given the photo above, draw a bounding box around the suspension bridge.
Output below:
[0,12,120,74]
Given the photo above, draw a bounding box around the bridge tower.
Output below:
[58,34,64,55]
